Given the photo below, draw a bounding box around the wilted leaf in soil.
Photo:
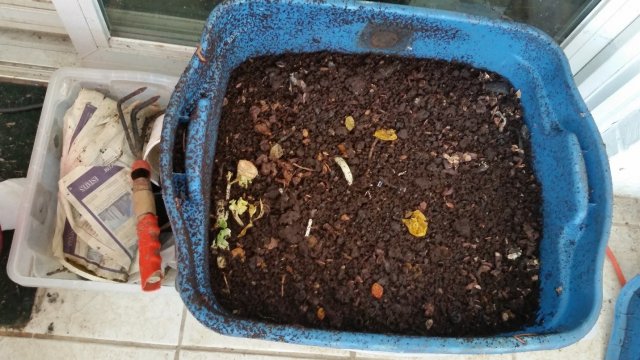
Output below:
[229,197,249,226]
[217,255,227,269]
[229,198,248,215]
[248,203,257,219]
[215,228,231,250]
[371,282,384,299]
[236,159,258,188]
[216,216,227,229]
[214,200,229,229]
[316,307,326,320]
[238,222,254,238]
[345,115,355,131]
[254,199,265,220]
[402,210,429,237]
[225,171,233,200]
[373,129,398,141]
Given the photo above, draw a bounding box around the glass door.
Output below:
[99,0,219,46]
[52,0,635,92]
[96,0,600,46]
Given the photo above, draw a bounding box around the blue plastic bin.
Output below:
[607,275,640,360]
[159,0,612,353]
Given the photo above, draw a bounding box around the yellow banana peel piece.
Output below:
[402,210,428,237]
[373,129,398,141]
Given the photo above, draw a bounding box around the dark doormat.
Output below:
[0,82,45,180]
[0,231,37,327]
[0,82,46,328]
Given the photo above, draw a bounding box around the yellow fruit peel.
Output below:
[345,116,355,131]
[374,129,398,141]
[402,210,428,237]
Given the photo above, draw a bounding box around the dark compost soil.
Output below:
[205,52,542,336]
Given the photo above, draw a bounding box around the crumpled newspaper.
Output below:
[51,88,169,283]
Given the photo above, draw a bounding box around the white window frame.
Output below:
[0,0,66,35]
[51,0,196,76]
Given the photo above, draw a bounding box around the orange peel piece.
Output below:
[371,282,384,299]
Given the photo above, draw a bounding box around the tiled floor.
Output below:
[0,197,638,359]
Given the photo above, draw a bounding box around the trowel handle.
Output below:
[131,159,163,292]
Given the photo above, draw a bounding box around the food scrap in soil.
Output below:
[371,282,384,299]
[203,52,542,336]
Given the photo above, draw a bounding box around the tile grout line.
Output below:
[0,330,348,359]
[0,329,35,339]
[177,345,351,359]
[2,325,350,359]
[0,330,176,350]
[175,306,188,360]
[612,222,640,229]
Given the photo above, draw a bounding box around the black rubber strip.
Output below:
[131,167,150,180]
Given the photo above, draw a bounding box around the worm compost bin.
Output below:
[160,0,612,354]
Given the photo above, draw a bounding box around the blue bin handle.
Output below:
[575,115,612,223]
[567,112,613,327]
[163,93,223,305]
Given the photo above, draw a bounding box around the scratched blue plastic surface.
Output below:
[607,275,640,360]
[159,0,612,353]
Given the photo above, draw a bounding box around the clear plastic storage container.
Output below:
[8,68,178,292]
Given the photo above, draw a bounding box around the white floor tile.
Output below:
[180,311,350,358]
[180,350,308,360]
[0,336,175,360]
[608,225,640,280]
[612,196,640,226]
[23,288,184,346]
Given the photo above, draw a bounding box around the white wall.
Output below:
[566,0,640,198]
